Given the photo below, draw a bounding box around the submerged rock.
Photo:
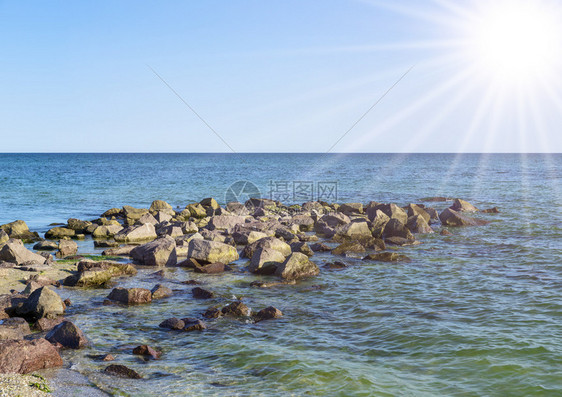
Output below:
[132,345,160,359]
[221,301,251,317]
[332,242,365,256]
[104,364,142,379]
[150,284,172,300]
[439,208,489,227]
[254,306,283,322]
[363,252,411,262]
[107,288,152,305]
[192,287,214,299]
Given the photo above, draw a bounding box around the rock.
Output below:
[92,224,123,239]
[114,224,157,243]
[275,252,319,280]
[406,204,431,224]
[440,229,453,236]
[56,240,78,258]
[383,219,415,240]
[310,242,331,252]
[451,198,479,212]
[385,237,419,246]
[0,230,8,246]
[248,247,286,275]
[157,225,183,238]
[102,245,136,256]
[242,237,291,259]
[33,241,59,251]
[335,221,372,239]
[151,284,172,300]
[132,345,160,359]
[323,261,349,270]
[200,197,220,210]
[208,215,248,233]
[67,218,93,233]
[406,215,434,234]
[439,208,489,227]
[369,209,390,237]
[154,211,173,224]
[135,212,158,226]
[332,242,366,256]
[45,227,75,239]
[290,215,315,232]
[0,338,63,374]
[0,220,40,242]
[122,205,149,225]
[33,317,65,332]
[21,281,42,295]
[175,258,201,269]
[16,287,65,321]
[46,320,88,349]
[482,207,500,213]
[104,364,142,379]
[101,208,123,217]
[289,241,314,257]
[185,203,207,219]
[192,287,214,299]
[181,318,206,331]
[107,288,152,305]
[193,262,227,274]
[0,318,31,340]
[0,239,46,265]
[187,239,239,264]
[100,354,115,361]
[317,212,351,228]
[159,317,185,330]
[94,240,120,248]
[368,204,408,225]
[254,306,283,322]
[221,301,251,317]
[363,252,411,262]
[225,202,250,216]
[130,236,177,267]
[202,307,223,319]
[338,203,363,215]
[150,200,174,215]
[420,196,450,202]
[63,260,137,287]
[245,198,277,210]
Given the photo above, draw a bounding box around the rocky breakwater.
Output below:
[0,197,497,381]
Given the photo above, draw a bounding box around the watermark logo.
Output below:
[269,180,338,203]
[225,180,261,204]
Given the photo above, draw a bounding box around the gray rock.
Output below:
[33,241,59,251]
[45,227,75,239]
[0,318,31,340]
[56,240,78,258]
[187,239,239,264]
[248,247,286,274]
[92,224,123,239]
[114,223,157,243]
[16,287,65,320]
[0,239,46,265]
[439,208,489,227]
[274,252,319,280]
[46,320,88,349]
[242,237,291,258]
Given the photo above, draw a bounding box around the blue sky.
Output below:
[1,0,561,152]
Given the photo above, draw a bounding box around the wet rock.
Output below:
[368,209,390,238]
[63,260,137,287]
[175,258,201,269]
[45,227,75,239]
[114,224,157,243]
[104,364,142,379]
[221,301,251,317]
[131,236,177,267]
[132,345,160,359]
[0,338,63,374]
[34,317,65,332]
[159,317,185,330]
[250,280,296,288]
[101,354,115,361]
[180,318,207,331]
[406,215,434,234]
[0,220,41,242]
[0,317,31,340]
[310,242,331,252]
[275,252,320,280]
[385,237,419,246]
[192,287,214,299]
[67,218,93,233]
[187,239,239,264]
[16,287,65,321]
[46,320,88,349]
[182,279,201,285]
[248,247,285,275]
[482,207,500,213]
[243,237,291,259]
[405,204,431,224]
[0,239,46,265]
[93,240,120,248]
[33,241,59,251]
[193,262,227,274]
[323,261,349,270]
[439,208,489,227]
[151,284,172,300]
[92,224,123,239]
[107,288,152,305]
[363,252,411,262]
[203,307,222,319]
[332,242,366,256]
[56,239,78,258]
[254,306,283,322]
[383,219,415,240]
[289,241,314,257]
[450,198,479,212]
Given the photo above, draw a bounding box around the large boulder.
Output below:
[274,252,319,280]
[248,247,286,275]
[135,212,158,226]
[92,224,123,239]
[200,197,220,210]
[45,227,75,239]
[242,237,291,259]
[207,215,248,233]
[187,239,239,264]
[0,220,40,242]
[56,240,78,258]
[123,205,149,225]
[185,203,207,219]
[131,236,177,267]
[16,287,65,321]
[407,215,434,234]
[33,241,59,251]
[337,203,363,215]
[332,242,366,256]
[149,200,175,215]
[451,198,479,212]
[383,219,414,240]
[369,209,390,238]
[107,287,152,304]
[368,204,408,225]
[405,204,431,224]
[290,215,315,232]
[46,320,88,349]
[439,208,489,227]
[0,318,31,340]
[67,218,93,233]
[114,224,157,243]
[335,221,372,239]
[0,239,46,265]
[0,338,63,374]
[63,260,137,287]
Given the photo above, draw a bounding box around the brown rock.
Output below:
[150,284,172,300]
[363,252,411,262]
[159,318,185,330]
[221,301,251,317]
[332,242,365,256]
[254,306,283,322]
[104,364,142,379]
[46,320,88,349]
[107,288,152,305]
[193,262,226,274]
[439,208,489,227]
[0,317,31,340]
[180,318,207,331]
[0,338,63,374]
[132,345,160,359]
[450,198,479,212]
[192,287,214,299]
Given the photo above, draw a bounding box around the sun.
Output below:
[462,0,562,87]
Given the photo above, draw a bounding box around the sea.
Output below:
[0,153,560,396]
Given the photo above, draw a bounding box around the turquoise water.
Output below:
[1,153,561,396]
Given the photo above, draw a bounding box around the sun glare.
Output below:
[463,0,562,87]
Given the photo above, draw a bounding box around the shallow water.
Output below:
[1,153,561,396]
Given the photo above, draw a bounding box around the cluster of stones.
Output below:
[0,196,496,377]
